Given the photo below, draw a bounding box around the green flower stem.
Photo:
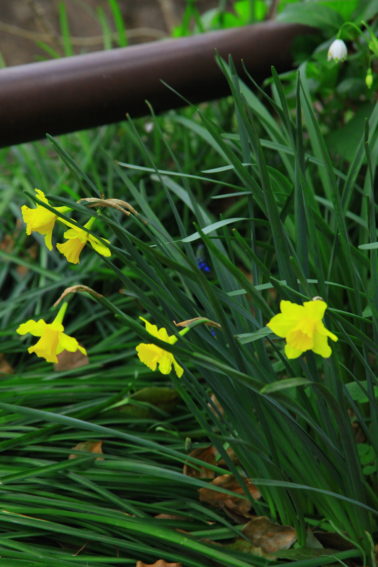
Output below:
[52,301,68,325]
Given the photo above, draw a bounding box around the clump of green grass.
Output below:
[1,0,377,563]
[1,56,377,566]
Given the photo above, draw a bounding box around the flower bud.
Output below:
[327,39,348,62]
[365,67,373,89]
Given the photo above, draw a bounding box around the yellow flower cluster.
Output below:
[18,190,339,370]
[19,189,186,373]
[21,189,111,264]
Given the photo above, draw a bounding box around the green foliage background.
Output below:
[0,1,377,565]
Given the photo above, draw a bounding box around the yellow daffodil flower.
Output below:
[136,317,186,377]
[56,217,111,264]
[21,189,71,250]
[267,299,338,359]
[16,302,87,363]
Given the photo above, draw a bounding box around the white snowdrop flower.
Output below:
[144,121,154,133]
[327,39,348,62]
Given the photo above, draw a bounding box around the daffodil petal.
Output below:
[28,330,60,363]
[17,319,49,337]
[88,235,112,257]
[57,216,77,229]
[303,300,327,320]
[140,317,160,339]
[63,227,87,241]
[173,359,184,378]
[327,330,338,342]
[267,313,296,337]
[58,332,87,355]
[21,205,33,235]
[284,343,303,359]
[315,321,338,342]
[34,189,49,203]
[136,343,159,371]
[158,352,173,375]
[21,205,56,250]
[312,331,332,358]
[279,300,304,318]
[44,230,53,251]
[137,318,183,376]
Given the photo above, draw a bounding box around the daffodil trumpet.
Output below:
[16,301,87,364]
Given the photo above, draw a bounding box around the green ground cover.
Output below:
[0,1,377,566]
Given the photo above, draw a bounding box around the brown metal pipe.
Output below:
[0,22,315,148]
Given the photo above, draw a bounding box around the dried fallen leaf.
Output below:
[136,561,182,567]
[243,516,297,554]
[199,474,261,519]
[54,349,89,371]
[174,317,221,329]
[0,354,13,375]
[183,445,237,479]
[69,441,104,461]
[184,446,219,479]
[0,234,14,252]
[314,530,355,550]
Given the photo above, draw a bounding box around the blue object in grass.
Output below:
[196,244,211,273]
[197,259,211,272]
